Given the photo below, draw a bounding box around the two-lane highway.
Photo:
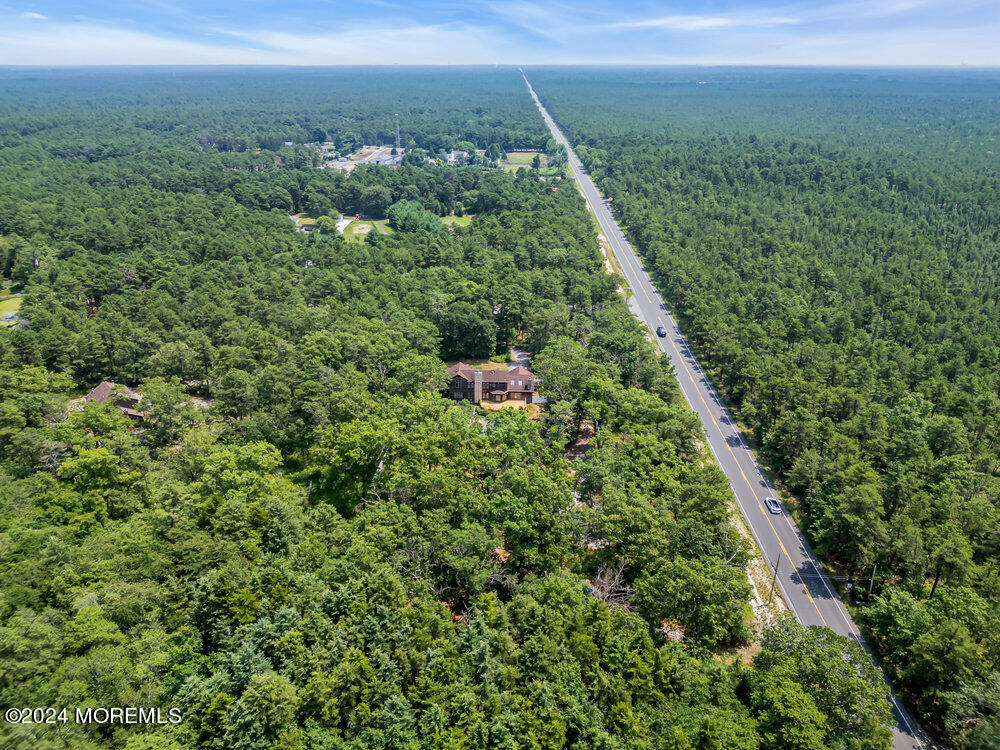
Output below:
[521,71,928,750]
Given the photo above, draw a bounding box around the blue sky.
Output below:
[2,0,998,66]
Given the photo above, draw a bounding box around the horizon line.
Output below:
[3,63,1000,70]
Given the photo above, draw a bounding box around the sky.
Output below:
[1,0,999,66]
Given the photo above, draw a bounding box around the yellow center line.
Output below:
[659,318,830,628]
[600,209,829,627]
[558,118,827,625]
[530,85,926,746]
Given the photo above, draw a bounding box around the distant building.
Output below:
[445,150,469,164]
[85,381,145,422]
[373,154,403,166]
[444,363,535,404]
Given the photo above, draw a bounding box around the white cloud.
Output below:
[0,21,521,65]
[618,14,800,31]
[0,24,272,65]
[235,24,516,65]
[816,0,933,19]
[0,2,997,67]
[610,0,973,32]
[484,1,607,41]
[19,11,46,19]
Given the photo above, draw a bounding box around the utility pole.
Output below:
[394,113,401,151]
[768,552,782,604]
[867,564,877,598]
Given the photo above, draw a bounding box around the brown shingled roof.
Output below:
[85,381,115,403]
[446,363,477,381]
[446,363,535,394]
[85,381,141,405]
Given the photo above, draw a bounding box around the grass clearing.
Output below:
[501,150,546,171]
[442,214,473,227]
[0,294,22,326]
[504,150,543,164]
[499,151,568,178]
[345,220,373,240]
[344,219,393,241]
[445,356,510,370]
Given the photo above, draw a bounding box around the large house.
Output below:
[445,363,535,404]
[85,381,145,422]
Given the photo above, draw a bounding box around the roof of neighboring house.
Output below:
[85,381,141,404]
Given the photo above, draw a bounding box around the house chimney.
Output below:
[473,370,483,402]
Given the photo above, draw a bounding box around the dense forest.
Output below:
[0,69,894,749]
[530,66,1000,748]
[0,67,548,158]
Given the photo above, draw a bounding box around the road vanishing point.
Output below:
[521,70,929,750]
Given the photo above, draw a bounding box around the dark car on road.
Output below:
[764,497,782,515]
[656,326,667,338]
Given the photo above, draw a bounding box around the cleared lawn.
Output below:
[501,150,546,171]
[344,219,393,241]
[445,356,510,370]
[0,295,22,327]
[500,152,568,178]
[504,151,543,164]
[442,214,473,227]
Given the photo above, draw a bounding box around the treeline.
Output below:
[526,66,1000,159]
[0,67,548,159]
[532,67,1000,747]
[0,70,897,749]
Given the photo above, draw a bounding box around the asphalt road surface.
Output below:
[522,71,928,750]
